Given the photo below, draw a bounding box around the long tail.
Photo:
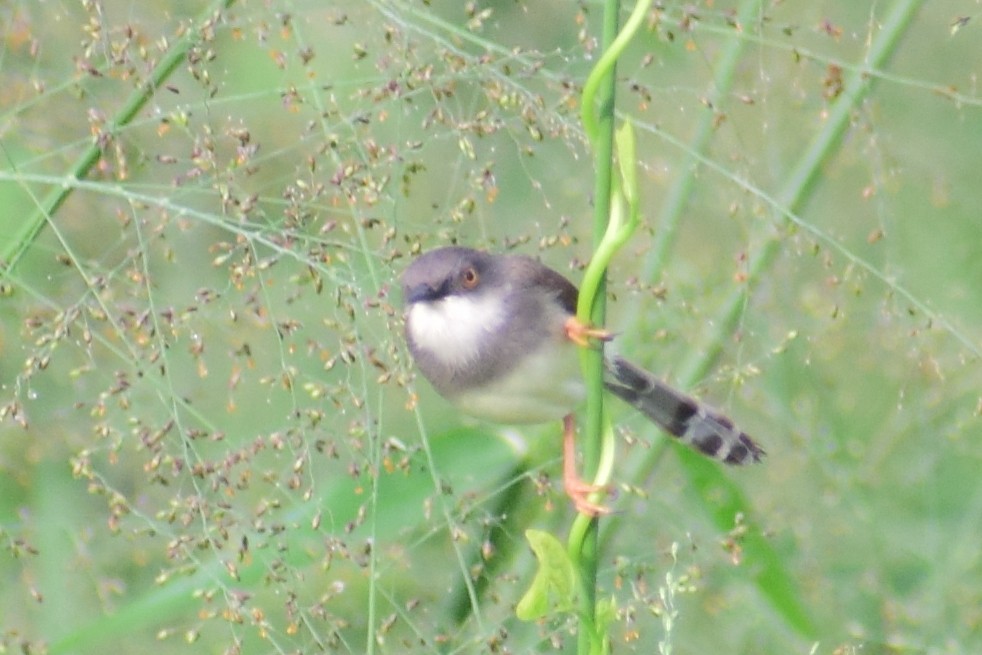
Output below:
[604,357,765,465]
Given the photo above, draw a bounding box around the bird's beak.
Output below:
[403,279,447,305]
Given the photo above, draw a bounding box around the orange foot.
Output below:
[564,317,614,348]
[562,414,612,516]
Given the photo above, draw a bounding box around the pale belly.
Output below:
[447,336,585,424]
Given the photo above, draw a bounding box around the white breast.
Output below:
[407,293,584,423]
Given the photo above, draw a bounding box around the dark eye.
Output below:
[461,267,479,289]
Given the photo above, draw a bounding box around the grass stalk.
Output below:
[0,0,236,277]
[617,0,925,638]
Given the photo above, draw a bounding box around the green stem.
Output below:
[571,1,619,652]
[0,0,236,277]
[570,1,651,653]
[579,0,653,151]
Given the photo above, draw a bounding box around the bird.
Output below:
[400,246,764,515]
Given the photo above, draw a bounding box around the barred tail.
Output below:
[605,357,765,465]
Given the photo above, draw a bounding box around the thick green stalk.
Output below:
[569,1,651,652]
[572,1,618,651]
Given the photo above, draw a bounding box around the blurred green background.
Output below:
[1,0,980,653]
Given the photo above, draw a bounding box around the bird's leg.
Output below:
[563,316,614,348]
[561,317,613,514]
[562,414,611,516]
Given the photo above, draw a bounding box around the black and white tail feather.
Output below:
[604,357,764,465]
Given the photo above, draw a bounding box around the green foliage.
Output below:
[516,529,578,620]
[1,1,980,654]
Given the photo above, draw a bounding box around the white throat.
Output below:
[407,294,504,370]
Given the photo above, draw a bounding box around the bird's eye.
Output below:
[461,267,479,289]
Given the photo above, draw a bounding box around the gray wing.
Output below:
[604,356,765,465]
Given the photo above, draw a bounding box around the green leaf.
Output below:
[515,529,578,621]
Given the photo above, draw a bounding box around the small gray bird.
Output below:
[401,246,764,514]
